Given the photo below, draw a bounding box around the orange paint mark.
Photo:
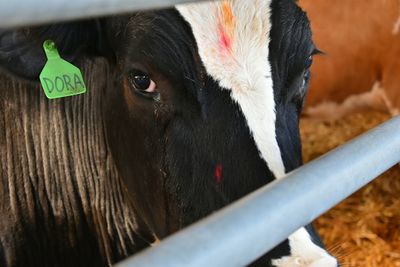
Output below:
[218,1,235,54]
[222,1,235,34]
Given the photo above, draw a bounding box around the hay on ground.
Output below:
[301,111,400,267]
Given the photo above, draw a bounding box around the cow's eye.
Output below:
[300,69,311,96]
[301,55,313,89]
[128,70,157,94]
[292,56,313,108]
[304,55,313,69]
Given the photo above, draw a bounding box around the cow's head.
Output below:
[0,0,338,266]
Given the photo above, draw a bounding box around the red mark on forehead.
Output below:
[218,24,232,54]
[214,164,223,184]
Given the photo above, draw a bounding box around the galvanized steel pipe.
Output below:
[0,0,212,28]
[116,116,400,267]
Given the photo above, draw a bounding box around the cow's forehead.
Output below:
[176,0,286,179]
[176,0,272,93]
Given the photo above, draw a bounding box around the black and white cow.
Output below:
[0,0,338,266]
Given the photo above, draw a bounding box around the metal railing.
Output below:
[0,0,212,28]
[116,116,400,267]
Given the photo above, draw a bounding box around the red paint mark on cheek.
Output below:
[218,24,231,54]
[214,164,223,184]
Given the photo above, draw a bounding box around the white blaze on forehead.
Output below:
[176,0,285,179]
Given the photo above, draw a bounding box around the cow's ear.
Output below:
[0,20,108,80]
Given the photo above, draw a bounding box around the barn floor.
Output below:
[300,111,400,267]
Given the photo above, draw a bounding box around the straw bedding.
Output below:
[300,111,400,267]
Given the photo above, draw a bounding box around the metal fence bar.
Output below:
[116,116,400,267]
[0,0,212,29]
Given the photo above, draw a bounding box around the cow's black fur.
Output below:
[0,1,334,266]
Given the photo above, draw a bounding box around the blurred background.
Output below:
[298,1,400,266]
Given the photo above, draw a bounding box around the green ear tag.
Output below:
[39,40,86,99]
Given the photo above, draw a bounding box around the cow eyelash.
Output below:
[303,47,322,70]
[304,47,324,69]
[312,48,324,56]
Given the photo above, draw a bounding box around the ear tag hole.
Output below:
[39,40,87,99]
